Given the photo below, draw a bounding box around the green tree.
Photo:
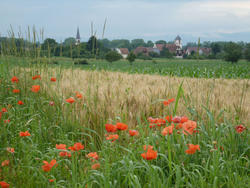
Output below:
[42,38,57,50]
[146,40,154,47]
[105,51,122,63]
[41,38,57,57]
[224,42,242,63]
[63,37,76,46]
[211,43,221,55]
[131,39,145,49]
[127,52,136,65]
[244,43,250,61]
[100,38,110,48]
[87,36,98,54]
[160,47,173,58]
[155,40,166,45]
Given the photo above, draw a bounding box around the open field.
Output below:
[0,58,249,187]
[2,56,250,79]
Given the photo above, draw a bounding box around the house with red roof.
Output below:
[115,48,129,58]
[185,47,211,56]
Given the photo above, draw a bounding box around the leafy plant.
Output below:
[105,51,122,63]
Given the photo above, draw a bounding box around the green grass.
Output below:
[1,56,250,79]
[57,58,249,79]
[0,58,249,187]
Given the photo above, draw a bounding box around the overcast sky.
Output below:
[0,0,250,43]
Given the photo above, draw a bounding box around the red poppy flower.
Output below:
[172,116,181,123]
[143,145,154,151]
[163,98,175,106]
[4,120,10,124]
[42,159,57,172]
[148,117,166,126]
[56,144,66,150]
[105,124,117,132]
[1,160,9,167]
[185,144,200,154]
[154,118,166,127]
[1,108,7,113]
[50,77,56,82]
[165,115,172,123]
[75,92,83,99]
[32,75,41,80]
[12,89,20,93]
[0,181,10,188]
[17,100,24,105]
[149,123,156,128]
[59,151,71,158]
[182,120,197,135]
[49,101,55,106]
[162,125,174,136]
[31,85,40,93]
[68,142,84,151]
[141,146,157,160]
[87,152,99,161]
[49,179,55,183]
[66,97,75,104]
[19,131,31,137]
[116,122,128,130]
[106,134,119,142]
[74,142,84,151]
[235,125,246,133]
[91,163,100,170]
[180,116,189,123]
[129,130,139,136]
[176,123,183,130]
[147,117,155,123]
[11,76,19,83]
[6,147,14,153]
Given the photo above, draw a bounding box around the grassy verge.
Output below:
[1,56,250,79]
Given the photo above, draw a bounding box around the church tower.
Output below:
[175,35,183,57]
[76,27,80,45]
[175,35,182,49]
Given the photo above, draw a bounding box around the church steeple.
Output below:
[76,27,80,45]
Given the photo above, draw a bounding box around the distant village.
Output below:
[75,28,212,59]
[114,36,212,59]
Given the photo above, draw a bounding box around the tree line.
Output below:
[0,36,250,63]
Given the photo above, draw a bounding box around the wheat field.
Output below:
[26,67,249,128]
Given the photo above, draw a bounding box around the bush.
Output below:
[224,42,242,63]
[105,51,122,63]
[127,52,136,65]
[136,54,152,60]
[74,59,89,65]
[51,60,58,64]
[149,52,160,58]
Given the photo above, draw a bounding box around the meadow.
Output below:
[0,56,249,187]
[78,59,250,79]
[3,56,250,79]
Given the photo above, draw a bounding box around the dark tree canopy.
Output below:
[146,40,154,47]
[131,39,145,49]
[155,40,167,45]
[42,38,57,49]
[244,43,250,61]
[87,36,98,54]
[63,37,76,46]
[211,43,221,55]
[160,47,173,58]
[224,42,242,63]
